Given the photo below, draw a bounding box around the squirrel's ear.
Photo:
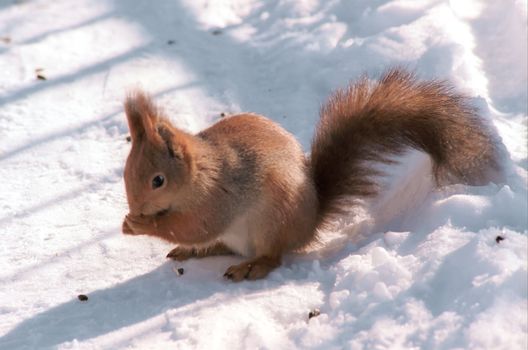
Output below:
[158,124,185,160]
[124,90,160,143]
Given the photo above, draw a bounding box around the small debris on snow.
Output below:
[0,36,11,44]
[77,294,88,301]
[173,267,185,275]
[211,29,223,35]
[220,112,227,118]
[126,136,131,142]
[495,235,505,243]
[167,40,175,45]
[35,68,47,80]
[308,309,320,319]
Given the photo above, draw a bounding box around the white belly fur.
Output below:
[220,210,255,257]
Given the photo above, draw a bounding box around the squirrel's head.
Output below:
[123,90,193,216]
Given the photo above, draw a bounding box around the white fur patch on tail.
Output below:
[370,149,435,231]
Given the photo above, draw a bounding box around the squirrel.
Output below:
[122,68,501,282]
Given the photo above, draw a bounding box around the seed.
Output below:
[173,267,185,275]
[308,309,320,319]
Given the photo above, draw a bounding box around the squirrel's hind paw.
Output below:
[224,256,281,282]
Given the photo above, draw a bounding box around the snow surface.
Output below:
[0,0,526,349]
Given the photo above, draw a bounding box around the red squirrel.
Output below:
[122,68,500,281]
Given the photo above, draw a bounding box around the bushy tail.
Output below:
[310,68,501,225]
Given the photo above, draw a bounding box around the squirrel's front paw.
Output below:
[166,246,197,261]
[122,218,135,235]
[125,214,156,235]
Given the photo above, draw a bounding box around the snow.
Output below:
[0,0,526,349]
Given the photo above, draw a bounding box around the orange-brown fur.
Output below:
[122,68,501,281]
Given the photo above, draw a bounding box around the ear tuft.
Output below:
[124,90,161,142]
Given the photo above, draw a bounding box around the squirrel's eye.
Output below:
[152,175,165,189]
